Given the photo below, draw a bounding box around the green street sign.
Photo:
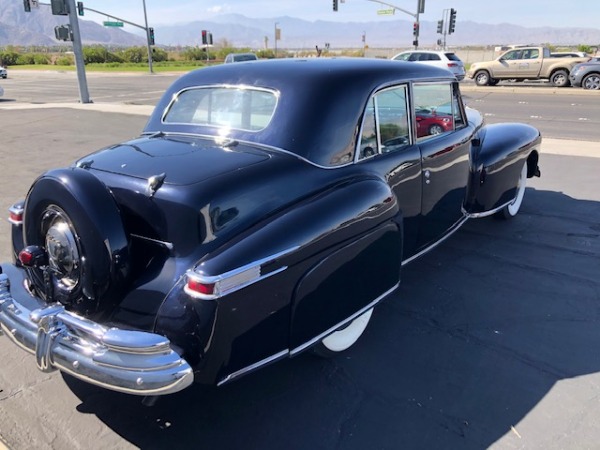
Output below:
[377,9,395,15]
[103,21,124,27]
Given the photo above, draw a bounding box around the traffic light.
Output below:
[77,1,84,16]
[448,8,457,34]
[412,22,419,37]
[437,20,443,34]
[54,24,72,41]
[208,32,213,45]
[333,0,338,11]
[50,0,68,15]
[201,30,207,45]
[148,27,155,45]
[23,0,31,12]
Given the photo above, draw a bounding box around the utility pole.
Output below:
[66,0,90,103]
[142,0,153,73]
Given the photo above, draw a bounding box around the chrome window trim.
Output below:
[161,84,280,133]
[289,282,400,356]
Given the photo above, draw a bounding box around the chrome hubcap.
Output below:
[42,206,81,292]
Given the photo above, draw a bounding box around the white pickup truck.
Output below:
[467,47,589,87]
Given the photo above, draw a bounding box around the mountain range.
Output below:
[1,0,599,49]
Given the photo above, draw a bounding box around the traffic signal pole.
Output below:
[66,0,91,103]
[366,0,424,49]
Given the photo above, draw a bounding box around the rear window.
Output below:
[163,86,278,132]
[445,53,461,61]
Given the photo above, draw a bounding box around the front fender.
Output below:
[464,123,541,214]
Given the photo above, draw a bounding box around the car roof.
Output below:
[145,58,455,167]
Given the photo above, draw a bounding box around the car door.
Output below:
[517,48,542,77]
[412,81,471,249]
[356,84,423,258]
[494,49,523,77]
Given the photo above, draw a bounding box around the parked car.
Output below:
[224,52,258,63]
[0,58,541,398]
[0,66,6,78]
[467,46,589,87]
[391,50,466,80]
[569,57,600,90]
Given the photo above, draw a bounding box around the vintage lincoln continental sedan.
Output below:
[0,58,541,398]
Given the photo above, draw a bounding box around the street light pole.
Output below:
[142,0,153,74]
[274,22,278,58]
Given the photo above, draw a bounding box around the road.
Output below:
[0,71,599,450]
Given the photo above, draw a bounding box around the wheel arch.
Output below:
[464,123,541,215]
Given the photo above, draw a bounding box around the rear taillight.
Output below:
[18,246,47,268]
[8,203,24,226]
[447,63,458,68]
[184,247,298,300]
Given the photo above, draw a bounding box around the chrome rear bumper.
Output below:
[0,273,193,396]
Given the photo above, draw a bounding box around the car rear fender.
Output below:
[178,177,402,384]
[464,123,541,215]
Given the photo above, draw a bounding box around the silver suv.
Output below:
[0,66,7,79]
[392,50,465,80]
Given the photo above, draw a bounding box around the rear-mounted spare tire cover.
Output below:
[23,168,130,315]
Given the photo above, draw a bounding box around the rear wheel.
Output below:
[496,163,527,220]
[313,308,373,357]
[550,70,570,87]
[582,73,600,90]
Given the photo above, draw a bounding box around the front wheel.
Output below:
[550,70,570,87]
[313,308,373,357]
[582,73,600,90]
[496,163,527,220]
[474,70,491,86]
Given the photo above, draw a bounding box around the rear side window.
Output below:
[163,87,278,132]
[445,53,461,61]
[357,85,410,160]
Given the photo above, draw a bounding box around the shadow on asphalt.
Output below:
[62,187,600,450]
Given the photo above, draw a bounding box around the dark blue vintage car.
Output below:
[0,58,541,398]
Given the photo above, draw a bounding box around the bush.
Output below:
[55,55,74,66]
[83,46,123,64]
[33,54,50,64]
[0,51,20,66]
[16,54,36,65]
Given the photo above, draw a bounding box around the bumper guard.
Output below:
[0,273,193,396]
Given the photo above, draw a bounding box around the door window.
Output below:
[413,82,466,141]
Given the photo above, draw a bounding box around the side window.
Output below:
[503,50,521,60]
[414,82,465,141]
[357,86,410,160]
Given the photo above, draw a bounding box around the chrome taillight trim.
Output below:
[185,246,299,300]
[8,203,24,226]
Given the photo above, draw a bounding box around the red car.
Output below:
[415,107,454,138]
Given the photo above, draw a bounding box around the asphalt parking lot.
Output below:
[0,79,599,449]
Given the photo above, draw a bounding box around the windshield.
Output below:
[163,86,278,132]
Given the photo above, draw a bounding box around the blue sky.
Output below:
[80,1,598,29]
